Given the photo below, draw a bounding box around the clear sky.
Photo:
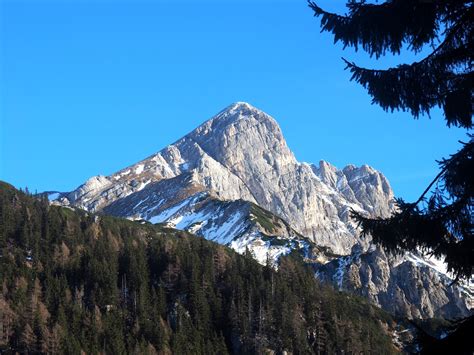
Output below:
[1,0,468,200]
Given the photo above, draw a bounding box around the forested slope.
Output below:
[0,181,398,354]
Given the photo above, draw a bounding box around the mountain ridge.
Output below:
[54,102,393,255]
[50,102,472,319]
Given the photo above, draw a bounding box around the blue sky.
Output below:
[1,0,468,200]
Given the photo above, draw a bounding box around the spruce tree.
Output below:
[309,0,472,128]
[309,1,472,352]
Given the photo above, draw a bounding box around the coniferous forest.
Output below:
[0,181,398,354]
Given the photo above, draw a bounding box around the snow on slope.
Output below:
[125,188,319,266]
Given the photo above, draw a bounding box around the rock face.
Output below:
[55,102,394,255]
[315,245,472,319]
[53,102,472,319]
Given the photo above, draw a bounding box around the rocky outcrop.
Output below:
[315,246,472,319]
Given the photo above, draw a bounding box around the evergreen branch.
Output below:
[341,6,472,76]
[413,166,448,207]
[308,0,441,57]
[341,58,472,128]
[312,1,472,127]
[308,1,346,21]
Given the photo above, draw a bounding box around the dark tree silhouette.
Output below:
[309,1,472,352]
[309,0,472,128]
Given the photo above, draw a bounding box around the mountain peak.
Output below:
[186,102,294,169]
[229,101,254,110]
[58,101,395,255]
[208,101,271,127]
[226,101,260,112]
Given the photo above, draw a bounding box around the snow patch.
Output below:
[137,179,151,192]
[229,232,294,267]
[203,211,246,245]
[405,252,450,278]
[148,197,194,224]
[333,252,359,289]
[135,164,144,175]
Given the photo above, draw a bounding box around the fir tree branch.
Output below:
[340,7,472,76]
[413,166,448,207]
[308,0,441,57]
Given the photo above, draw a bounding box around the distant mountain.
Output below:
[53,102,393,254]
[51,102,472,319]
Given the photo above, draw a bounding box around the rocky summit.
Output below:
[52,102,472,319]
